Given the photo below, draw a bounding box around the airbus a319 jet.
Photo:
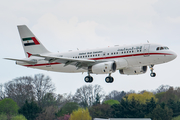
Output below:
[5,25,177,83]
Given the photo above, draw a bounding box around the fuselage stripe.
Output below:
[89,53,172,60]
[23,53,172,67]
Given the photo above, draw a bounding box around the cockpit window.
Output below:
[164,47,169,50]
[156,46,169,51]
[160,47,164,50]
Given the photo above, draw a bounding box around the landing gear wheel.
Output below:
[150,73,156,77]
[84,76,93,83]
[149,65,156,77]
[105,76,114,83]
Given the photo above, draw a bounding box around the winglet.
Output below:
[27,52,32,58]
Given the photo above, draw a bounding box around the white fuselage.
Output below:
[17,43,177,74]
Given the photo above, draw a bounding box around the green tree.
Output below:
[69,108,91,120]
[89,104,112,119]
[167,99,180,117]
[172,115,180,120]
[148,104,173,120]
[111,97,145,118]
[0,113,7,120]
[155,87,178,104]
[56,102,79,117]
[0,98,19,119]
[103,99,120,106]
[18,100,42,120]
[145,97,157,115]
[127,91,157,104]
[12,115,27,120]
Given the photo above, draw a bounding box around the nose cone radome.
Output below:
[171,51,177,61]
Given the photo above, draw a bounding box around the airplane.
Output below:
[5,25,177,83]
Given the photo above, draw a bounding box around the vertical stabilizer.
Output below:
[18,25,50,58]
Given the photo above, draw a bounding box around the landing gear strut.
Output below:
[84,73,93,83]
[105,73,114,83]
[149,65,156,77]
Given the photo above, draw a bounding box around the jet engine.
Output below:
[89,61,117,74]
[119,66,147,75]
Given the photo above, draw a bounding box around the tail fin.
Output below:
[18,25,50,58]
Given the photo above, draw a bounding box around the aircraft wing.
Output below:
[31,54,104,69]
[4,58,37,65]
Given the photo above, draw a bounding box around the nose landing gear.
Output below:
[149,65,156,77]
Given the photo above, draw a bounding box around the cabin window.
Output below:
[111,53,113,55]
[121,52,123,54]
[127,51,128,53]
[103,53,105,56]
[107,53,109,55]
[129,51,131,53]
[98,54,100,56]
[116,52,118,54]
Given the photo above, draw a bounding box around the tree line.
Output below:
[0,74,180,120]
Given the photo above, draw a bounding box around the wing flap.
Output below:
[31,54,105,68]
[32,54,96,63]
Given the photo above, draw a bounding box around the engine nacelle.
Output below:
[119,66,147,75]
[89,61,117,74]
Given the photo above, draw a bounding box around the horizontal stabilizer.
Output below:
[4,58,37,64]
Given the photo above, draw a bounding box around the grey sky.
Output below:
[1,0,180,95]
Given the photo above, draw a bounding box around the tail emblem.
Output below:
[22,37,40,46]
[27,52,32,58]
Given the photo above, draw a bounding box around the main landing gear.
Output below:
[84,73,93,83]
[105,73,114,83]
[84,73,114,83]
[149,65,156,77]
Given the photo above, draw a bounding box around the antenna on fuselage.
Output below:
[147,40,149,43]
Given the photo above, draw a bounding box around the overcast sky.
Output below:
[1,0,180,95]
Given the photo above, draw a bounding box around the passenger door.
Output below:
[143,44,150,57]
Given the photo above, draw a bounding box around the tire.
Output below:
[150,73,156,77]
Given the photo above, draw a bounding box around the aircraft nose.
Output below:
[172,51,177,60]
